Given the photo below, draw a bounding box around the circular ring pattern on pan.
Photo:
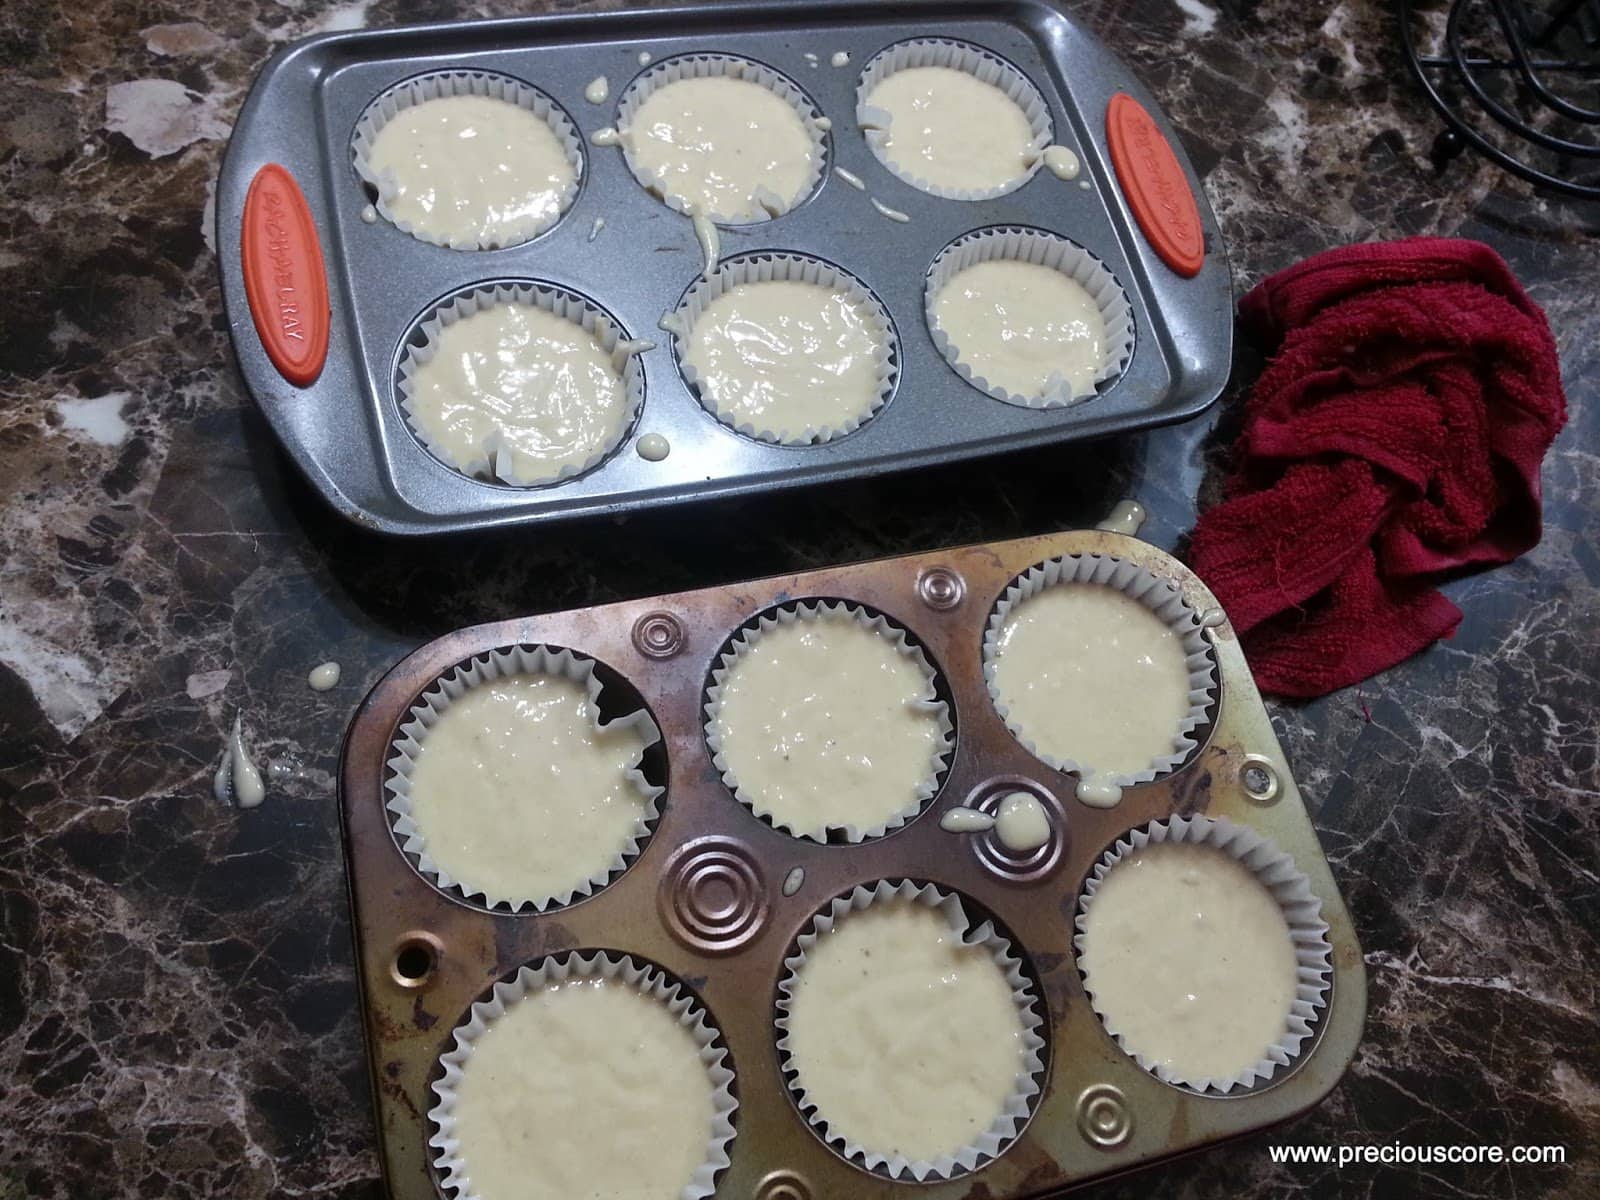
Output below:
[613,54,830,224]
[351,70,584,250]
[962,776,1067,885]
[916,565,966,611]
[393,279,647,488]
[925,226,1135,408]
[754,1170,812,1200]
[855,38,1053,201]
[632,610,687,659]
[657,837,770,954]
[1075,1084,1134,1148]
[667,251,900,446]
[384,643,667,913]
[1240,754,1283,804]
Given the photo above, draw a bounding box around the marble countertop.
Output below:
[2,1,1596,1197]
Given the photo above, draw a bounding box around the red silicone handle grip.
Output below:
[241,163,330,387]
[1106,93,1205,278]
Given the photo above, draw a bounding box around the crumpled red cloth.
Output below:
[1187,237,1567,698]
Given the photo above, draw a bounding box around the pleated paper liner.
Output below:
[1074,816,1334,1093]
[384,644,663,912]
[856,38,1052,201]
[395,282,647,487]
[351,70,582,250]
[925,226,1135,408]
[704,600,953,842]
[429,951,737,1199]
[775,880,1048,1181]
[669,252,899,445]
[982,552,1217,799]
[614,53,830,223]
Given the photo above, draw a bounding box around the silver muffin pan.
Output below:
[217,0,1232,535]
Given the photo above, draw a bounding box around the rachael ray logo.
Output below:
[1129,110,1198,246]
[242,163,328,386]
[260,187,305,343]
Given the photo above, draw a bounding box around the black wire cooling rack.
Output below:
[1400,0,1600,198]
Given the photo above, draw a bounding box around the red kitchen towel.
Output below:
[1187,238,1567,698]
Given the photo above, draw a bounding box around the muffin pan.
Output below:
[218,0,1231,534]
[338,526,1366,1197]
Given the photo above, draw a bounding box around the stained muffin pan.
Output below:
[338,527,1366,1197]
[218,0,1232,534]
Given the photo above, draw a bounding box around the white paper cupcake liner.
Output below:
[351,70,583,250]
[704,601,953,842]
[384,644,663,912]
[429,951,737,1200]
[775,880,1047,1181]
[396,282,647,487]
[856,38,1052,201]
[670,253,899,445]
[1074,816,1334,1093]
[614,54,830,224]
[983,554,1217,789]
[926,227,1135,408]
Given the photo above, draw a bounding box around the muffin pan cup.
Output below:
[340,527,1367,1200]
[671,253,899,445]
[775,879,1048,1181]
[855,37,1054,202]
[217,0,1232,534]
[384,643,664,912]
[395,281,648,486]
[350,70,584,251]
[926,227,1136,406]
[429,951,738,1200]
[1074,815,1335,1094]
[704,599,954,842]
[613,53,831,224]
[983,551,1217,793]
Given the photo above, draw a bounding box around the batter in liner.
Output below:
[989,581,1191,777]
[408,300,629,485]
[684,279,884,440]
[365,93,575,246]
[709,610,943,838]
[862,65,1036,193]
[448,976,715,1199]
[405,671,651,903]
[933,259,1107,401]
[785,899,1028,1162]
[1078,841,1299,1082]
[625,75,816,220]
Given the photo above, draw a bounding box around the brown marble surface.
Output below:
[2,1,1597,1197]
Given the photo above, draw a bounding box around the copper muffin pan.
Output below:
[339,528,1367,1198]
